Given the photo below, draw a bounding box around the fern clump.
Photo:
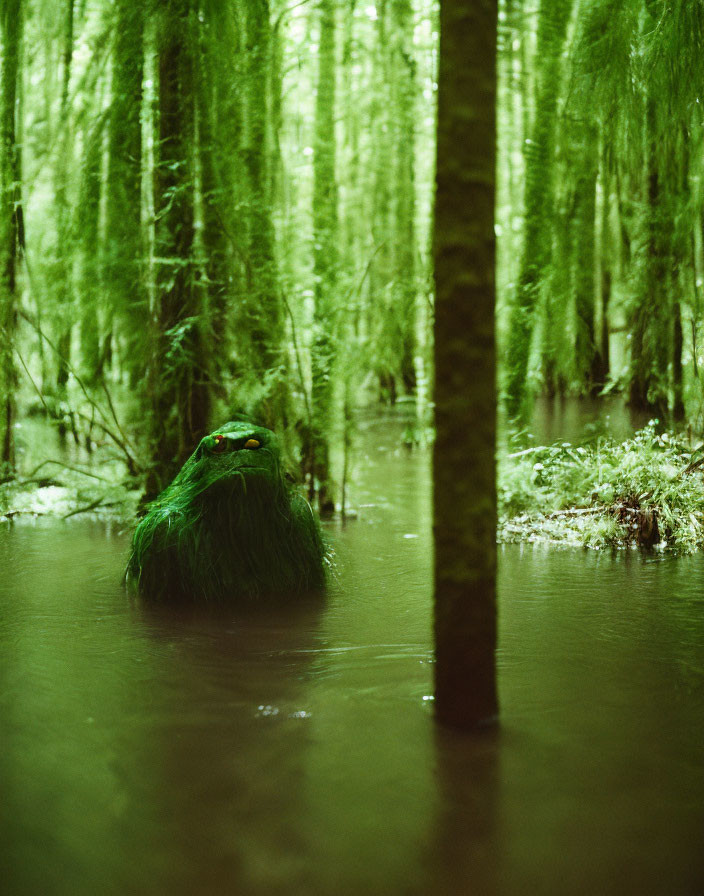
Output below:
[499,424,704,552]
[126,421,328,602]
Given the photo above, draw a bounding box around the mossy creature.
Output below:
[127,421,327,602]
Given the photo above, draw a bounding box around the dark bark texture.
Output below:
[433,0,498,729]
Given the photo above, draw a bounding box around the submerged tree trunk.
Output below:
[433,0,498,729]
[0,0,23,469]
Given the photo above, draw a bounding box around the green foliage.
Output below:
[1,0,438,511]
[127,421,328,602]
[499,423,704,551]
[499,0,704,422]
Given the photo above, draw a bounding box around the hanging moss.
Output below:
[126,421,328,602]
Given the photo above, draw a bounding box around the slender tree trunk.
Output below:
[542,192,573,398]
[106,0,144,387]
[628,100,669,419]
[340,0,360,279]
[504,0,573,419]
[592,161,611,391]
[573,123,598,392]
[53,0,74,421]
[309,0,339,512]
[434,0,498,729]
[597,267,611,385]
[0,0,23,469]
[241,0,288,429]
[79,121,103,384]
[673,299,685,421]
[368,0,395,402]
[196,1,240,369]
[391,0,417,395]
[500,0,525,292]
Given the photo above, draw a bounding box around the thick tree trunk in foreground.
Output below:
[433,0,498,728]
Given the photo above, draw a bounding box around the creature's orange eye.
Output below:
[244,439,260,450]
[212,434,226,453]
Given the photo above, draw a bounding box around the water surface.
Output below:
[1,427,703,895]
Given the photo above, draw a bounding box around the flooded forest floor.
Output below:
[4,400,704,554]
[1,402,703,895]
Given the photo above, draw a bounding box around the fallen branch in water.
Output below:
[25,459,111,483]
[1,509,47,520]
[546,507,602,518]
[62,497,118,519]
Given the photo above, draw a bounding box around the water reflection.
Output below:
[419,728,500,895]
[128,602,325,895]
[528,394,652,445]
[1,423,704,894]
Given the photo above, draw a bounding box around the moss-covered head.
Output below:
[126,421,328,602]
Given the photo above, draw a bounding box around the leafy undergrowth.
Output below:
[499,423,704,552]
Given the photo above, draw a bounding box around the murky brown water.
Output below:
[1,419,703,895]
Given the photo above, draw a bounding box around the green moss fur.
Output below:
[127,421,328,602]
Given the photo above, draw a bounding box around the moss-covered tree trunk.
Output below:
[573,122,599,392]
[390,0,417,395]
[592,159,611,392]
[542,190,573,398]
[196,1,240,368]
[106,0,144,387]
[433,0,498,729]
[368,0,395,402]
[504,0,573,419]
[241,0,288,430]
[54,0,75,409]
[0,0,23,469]
[628,100,670,419]
[147,0,210,495]
[309,0,338,512]
[673,299,685,421]
[78,121,104,385]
